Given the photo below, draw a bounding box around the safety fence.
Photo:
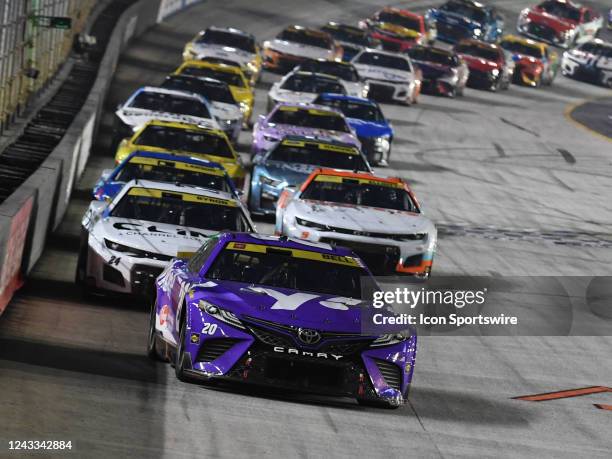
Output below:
[0,0,204,314]
[0,0,96,133]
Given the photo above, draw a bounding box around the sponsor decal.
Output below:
[313,174,404,188]
[226,242,362,267]
[159,305,171,326]
[127,187,238,207]
[127,156,226,176]
[190,333,200,344]
[112,222,211,239]
[297,328,321,344]
[279,139,358,155]
[273,346,343,360]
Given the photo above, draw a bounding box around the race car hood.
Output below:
[346,117,392,139]
[373,22,421,39]
[197,280,367,333]
[293,199,432,234]
[435,10,483,29]
[116,108,218,130]
[353,64,413,83]
[526,8,577,33]
[266,39,333,60]
[460,54,500,72]
[96,217,212,256]
[269,88,317,105]
[512,53,543,67]
[413,61,453,79]
[191,43,255,66]
[259,122,357,146]
[258,161,318,187]
[210,101,241,121]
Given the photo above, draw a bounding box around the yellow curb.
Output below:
[564,99,612,143]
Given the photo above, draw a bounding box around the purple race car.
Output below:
[149,232,417,408]
[251,102,361,157]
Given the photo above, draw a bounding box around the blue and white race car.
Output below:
[427,0,504,44]
[313,93,394,166]
[92,151,239,202]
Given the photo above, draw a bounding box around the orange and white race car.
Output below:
[275,168,437,277]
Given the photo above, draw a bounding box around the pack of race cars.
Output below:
[76,0,611,407]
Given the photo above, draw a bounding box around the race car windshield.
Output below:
[301,178,417,212]
[268,143,369,171]
[196,30,256,53]
[298,61,360,82]
[129,92,211,119]
[179,66,246,87]
[114,160,231,193]
[268,108,350,132]
[377,11,421,31]
[579,42,612,57]
[161,77,236,104]
[111,190,250,231]
[455,43,500,61]
[134,125,235,158]
[355,52,411,71]
[500,41,543,59]
[207,247,367,299]
[409,47,457,66]
[538,1,580,22]
[313,97,384,123]
[277,29,332,49]
[322,25,370,46]
[440,1,486,23]
[281,74,346,95]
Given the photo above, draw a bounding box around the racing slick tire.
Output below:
[175,317,192,382]
[75,229,96,299]
[75,231,88,286]
[147,299,163,361]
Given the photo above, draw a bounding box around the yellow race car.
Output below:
[499,35,559,87]
[114,120,247,189]
[174,60,254,127]
[182,27,262,85]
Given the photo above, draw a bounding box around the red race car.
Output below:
[517,0,603,49]
[359,7,436,52]
[454,39,514,91]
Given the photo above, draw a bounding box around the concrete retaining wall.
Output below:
[0,0,204,314]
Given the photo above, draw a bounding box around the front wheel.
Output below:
[147,299,163,361]
[175,318,190,382]
[357,398,400,409]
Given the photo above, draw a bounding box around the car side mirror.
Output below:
[100,169,113,181]
[90,200,107,214]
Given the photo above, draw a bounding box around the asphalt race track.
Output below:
[1,1,612,457]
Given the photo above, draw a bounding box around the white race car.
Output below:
[76,180,255,296]
[295,59,369,98]
[352,49,421,104]
[276,169,436,277]
[267,71,349,111]
[263,25,342,73]
[161,75,242,142]
[562,39,612,88]
[113,86,220,146]
[182,27,261,83]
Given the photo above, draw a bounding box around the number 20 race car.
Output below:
[149,232,417,407]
